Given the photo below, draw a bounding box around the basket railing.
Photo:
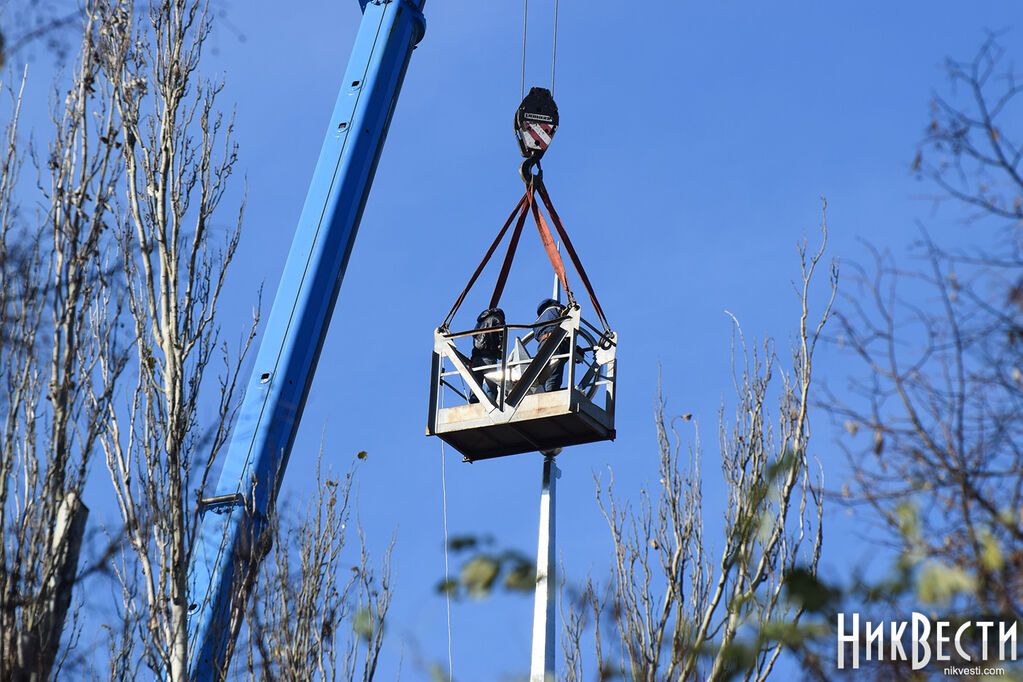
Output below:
[429,306,617,424]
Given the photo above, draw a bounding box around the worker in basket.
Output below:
[469,307,505,404]
[533,298,569,392]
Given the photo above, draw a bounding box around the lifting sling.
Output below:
[442,175,611,336]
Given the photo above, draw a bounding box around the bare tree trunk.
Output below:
[12,494,88,682]
[93,0,253,677]
[0,4,126,677]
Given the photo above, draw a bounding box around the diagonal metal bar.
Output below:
[436,335,495,409]
[504,322,570,409]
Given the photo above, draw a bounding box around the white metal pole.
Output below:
[530,453,558,681]
[533,245,563,680]
[552,243,561,303]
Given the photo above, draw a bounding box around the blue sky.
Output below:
[11,0,1023,679]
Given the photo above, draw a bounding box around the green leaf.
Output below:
[714,640,756,680]
[916,561,975,605]
[503,560,536,592]
[447,535,482,552]
[980,531,1004,572]
[760,620,830,647]
[894,501,920,544]
[760,620,808,647]
[352,607,379,641]
[784,568,840,613]
[429,663,452,682]
[460,555,500,598]
[770,449,799,480]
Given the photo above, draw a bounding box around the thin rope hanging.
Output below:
[440,441,454,681]
[520,0,528,100]
[522,0,560,98]
[551,0,559,96]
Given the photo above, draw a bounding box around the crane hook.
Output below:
[520,154,544,184]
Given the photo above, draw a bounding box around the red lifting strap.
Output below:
[488,190,532,309]
[529,189,571,298]
[536,179,611,332]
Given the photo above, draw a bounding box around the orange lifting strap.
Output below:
[442,176,611,334]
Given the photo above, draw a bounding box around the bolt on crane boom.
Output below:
[186,1,426,678]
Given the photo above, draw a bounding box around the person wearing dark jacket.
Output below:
[469,307,505,404]
[533,298,569,392]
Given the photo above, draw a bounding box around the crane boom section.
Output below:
[187,2,426,677]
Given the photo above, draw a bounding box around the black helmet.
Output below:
[477,307,505,324]
[536,298,562,317]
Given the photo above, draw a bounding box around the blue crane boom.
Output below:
[187,1,426,677]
